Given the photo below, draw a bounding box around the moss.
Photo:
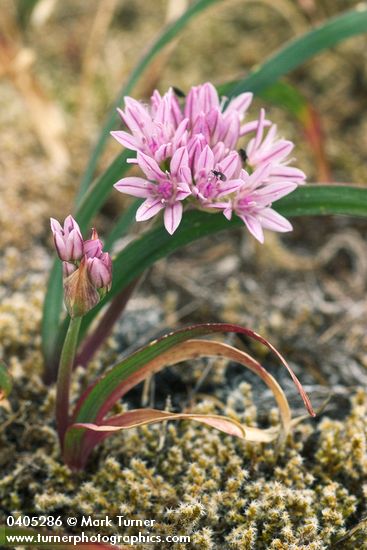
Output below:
[1,3,367,547]
[1,369,367,549]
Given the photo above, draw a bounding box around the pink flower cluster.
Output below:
[51,216,112,317]
[112,83,305,242]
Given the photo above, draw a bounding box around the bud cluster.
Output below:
[50,216,112,317]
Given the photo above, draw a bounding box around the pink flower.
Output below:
[112,83,306,240]
[185,82,254,151]
[50,215,84,262]
[111,89,187,163]
[245,108,306,185]
[114,146,192,234]
[192,145,243,204]
[222,165,298,243]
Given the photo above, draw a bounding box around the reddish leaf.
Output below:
[64,336,306,469]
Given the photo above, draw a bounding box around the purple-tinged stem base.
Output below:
[56,316,82,448]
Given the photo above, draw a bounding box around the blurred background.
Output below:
[1,0,367,399]
[1,0,367,250]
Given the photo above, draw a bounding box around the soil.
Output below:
[1,1,367,548]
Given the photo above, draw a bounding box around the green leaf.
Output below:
[75,151,134,233]
[0,363,12,400]
[277,184,367,217]
[225,5,367,98]
[75,0,222,204]
[76,184,367,341]
[16,0,41,29]
[258,81,307,118]
[41,260,63,379]
[104,198,142,251]
[41,4,367,370]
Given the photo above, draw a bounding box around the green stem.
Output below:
[56,316,82,448]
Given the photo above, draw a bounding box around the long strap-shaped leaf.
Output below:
[41,0,221,375]
[67,339,292,468]
[75,0,221,204]
[48,183,367,373]
[0,362,12,400]
[64,324,312,468]
[76,184,367,341]
[41,5,367,371]
[226,5,367,98]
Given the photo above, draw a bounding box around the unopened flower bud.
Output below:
[84,228,104,259]
[52,217,113,317]
[86,252,112,290]
[50,215,84,261]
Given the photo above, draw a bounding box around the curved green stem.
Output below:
[56,316,82,447]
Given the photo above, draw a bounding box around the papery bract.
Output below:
[63,257,100,318]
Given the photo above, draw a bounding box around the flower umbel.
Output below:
[112,82,306,241]
[50,217,112,318]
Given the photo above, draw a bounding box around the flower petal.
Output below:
[50,218,62,234]
[201,82,220,112]
[114,177,150,198]
[221,114,240,149]
[226,92,253,119]
[124,97,153,132]
[170,146,189,178]
[254,181,298,204]
[241,214,264,243]
[155,143,172,163]
[259,208,293,233]
[196,145,214,175]
[249,108,266,155]
[257,140,294,165]
[137,151,164,180]
[164,202,183,234]
[218,151,240,180]
[110,130,138,151]
[216,178,244,197]
[268,165,306,184]
[240,118,271,136]
[136,199,164,221]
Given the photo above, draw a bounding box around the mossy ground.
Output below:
[1,360,367,549]
[1,1,367,548]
